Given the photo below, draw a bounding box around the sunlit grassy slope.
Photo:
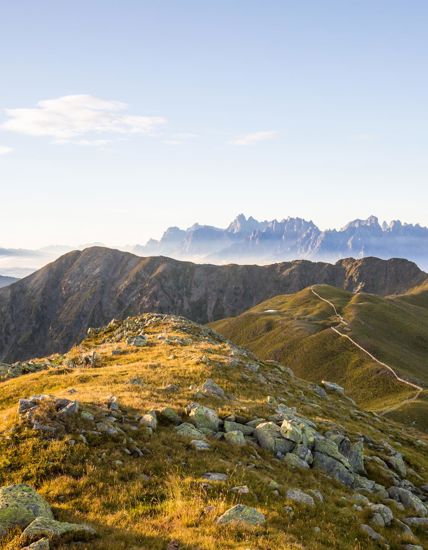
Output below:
[211,284,428,429]
[1,315,427,549]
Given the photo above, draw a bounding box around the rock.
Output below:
[128,334,148,347]
[402,546,423,550]
[20,517,97,545]
[312,385,328,398]
[280,419,303,444]
[403,517,428,529]
[388,487,427,516]
[224,430,246,446]
[286,489,315,507]
[359,524,386,544]
[18,398,38,415]
[314,438,351,469]
[217,504,265,526]
[57,401,79,417]
[369,503,393,526]
[140,411,158,430]
[284,453,310,469]
[312,452,355,487]
[187,403,220,432]
[0,484,53,536]
[385,452,407,478]
[292,444,313,465]
[190,439,211,451]
[230,486,250,494]
[254,422,295,454]
[200,379,225,398]
[202,473,227,481]
[307,490,324,503]
[175,422,205,439]
[321,380,345,395]
[159,407,182,425]
[224,420,254,436]
[22,538,50,549]
[80,410,94,422]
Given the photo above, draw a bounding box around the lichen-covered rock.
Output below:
[254,422,294,454]
[22,538,50,549]
[360,523,386,544]
[286,489,315,507]
[187,403,220,431]
[388,487,427,516]
[224,430,246,446]
[159,407,182,425]
[321,381,345,395]
[224,420,254,435]
[174,422,205,439]
[200,379,225,398]
[140,411,158,430]
[312,453,355,487]
[284,453,310,469]
[20,517,97,545]
[127,334,148,347]
[217,504,265,526]
[280,419,303,444]
[0,484,53,537]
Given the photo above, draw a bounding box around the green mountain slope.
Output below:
[210,284,428,430]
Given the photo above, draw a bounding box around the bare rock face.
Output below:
[0,246,425,362]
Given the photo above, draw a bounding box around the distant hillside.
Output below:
[0,275,18,288]
[211,284,428,430]
[135,214,428,268]
[0,247,425,362]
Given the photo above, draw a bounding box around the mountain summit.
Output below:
[135,215,428,268]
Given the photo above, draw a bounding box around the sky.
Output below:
[1,0,428,248]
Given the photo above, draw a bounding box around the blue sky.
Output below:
[1,0,427,247]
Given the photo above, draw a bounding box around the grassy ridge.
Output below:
[210,284,428,428]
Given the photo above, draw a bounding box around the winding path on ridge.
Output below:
[310,286,423,415]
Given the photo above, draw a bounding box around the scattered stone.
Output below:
[202,473,227,481]
[224,430,246,446]
[321,381,345,395]
[286,489,315,507]
[140,411,158,430]
[231,486,250,494]
[284,453,310,470]
[22,538,50,549]
[159,407,182,425]
[217,504,265,526]
[388,487,427,516]
[187,403,220,432]
[20,517,97,545]
[224,420,254,436]
[200,379,226,398]
[175,422,205,439]
[127,334,148,347]
[254,422,294,454]
[360,524,386,544]
[190,439,211,451]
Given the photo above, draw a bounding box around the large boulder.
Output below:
[280,419,303,444]
[0,484,53,537]
[388,487,427,516]
[20,517,97,545]
[217,504,265,526]
[187,403,220,431]
[254,422,294,454]
[312,453,355,488]
[286,489,315,507]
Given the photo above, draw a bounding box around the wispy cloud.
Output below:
[0,145,13,155]
[164,132,198,145]
[2,95,167,143]
[231,130,279,146]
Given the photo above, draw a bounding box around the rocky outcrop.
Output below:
[0,246,425,362]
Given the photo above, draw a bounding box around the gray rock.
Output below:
[202,473,227,481]
[187,403,220,431]
[159,407,182,425]
[224,430,246,446]
[217,504,265,526]
[190,439,211,451]
[321,380,345,395]
[20,517,97,545]
[224,420,254,435]
[140,411,158,430]
[312,452,355,487]
[254,422,295,454]
[175,422,205,439]
[0,484,53,537]
[314,438,351,469]
[284,453,309,469]
[385,452,407,478]
[286,489,315,507]
[280,419,303,444]
[359,524,386,544]
[127,334,148,347]
[200,379,225,398]
[403,517,428,529]
[22,538,50,549]
[369,503,393,526]
[388,487,427,516]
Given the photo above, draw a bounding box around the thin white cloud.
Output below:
[231,130,279,146]
[2,95,167,142]
[0,146,13,155]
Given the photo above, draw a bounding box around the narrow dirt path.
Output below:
[310,285,423,415]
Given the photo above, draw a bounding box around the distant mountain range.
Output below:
[0,246,425,362]
[0,275,18,289]
[135,214,428,268]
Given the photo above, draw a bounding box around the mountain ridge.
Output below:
[135,214,428,268]
[0,246,426,363]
